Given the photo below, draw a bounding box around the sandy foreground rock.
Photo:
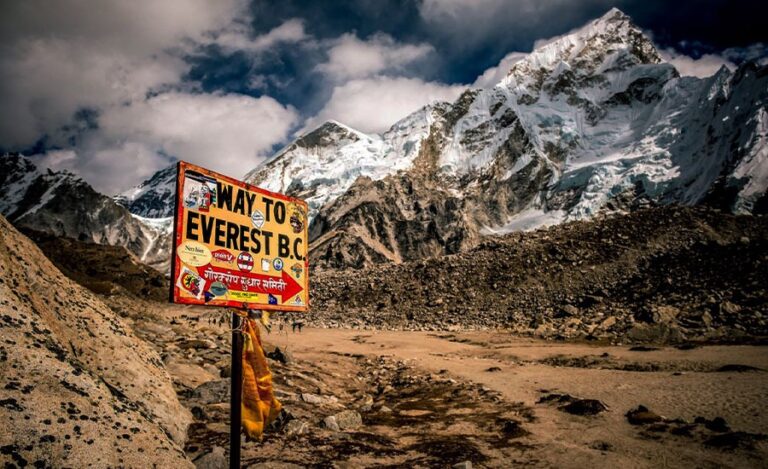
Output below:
[0,215,192,468]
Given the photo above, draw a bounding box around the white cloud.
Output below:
[660,49,735,78]
[0,0,247,150]
[302,33,458,134]
[473,52,528,88]
[316,33,434,81]
[211,18,308,53]
[303,77,465,134]
[0,38,186,148]
[35,92,299,192]
[0,0,308,191]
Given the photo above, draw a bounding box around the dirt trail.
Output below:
[265,327,768,468]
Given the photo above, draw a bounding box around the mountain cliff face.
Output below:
[0,154,171,271]
[245,8,768,269]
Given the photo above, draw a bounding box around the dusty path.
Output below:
[264,328,768,468]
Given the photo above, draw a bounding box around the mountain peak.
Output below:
[502,8,660,88]
[295,120,368,150]
[599,7,630,23]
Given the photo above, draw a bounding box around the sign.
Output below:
[170,161,309,311]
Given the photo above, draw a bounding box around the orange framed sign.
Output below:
[170,161,309,311]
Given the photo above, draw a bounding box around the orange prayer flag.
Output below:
[241,318,282,439]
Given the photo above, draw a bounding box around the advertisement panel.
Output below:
[170,161,309,311]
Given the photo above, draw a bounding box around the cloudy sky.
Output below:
[1,0,766,193]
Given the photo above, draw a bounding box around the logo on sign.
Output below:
[237,252,254,272]
[210,281,228,296]
[268,293,278,305]
[212,249,235,263]
[251,209,265,229]
[273,258,284,271]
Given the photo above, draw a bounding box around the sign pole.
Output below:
[230,310,243,469]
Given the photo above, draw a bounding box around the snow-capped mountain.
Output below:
[115,164,177,218]
[244,111,437,219]
[5,8,766,272]
[244,8,768,268]
[0,154,172,271]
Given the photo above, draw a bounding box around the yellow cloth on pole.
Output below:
[241,318,282,439]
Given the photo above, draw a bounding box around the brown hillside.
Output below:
[309,206,768,343]
[0,215,192,468]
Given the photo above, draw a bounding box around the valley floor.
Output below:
[133,302,768,468]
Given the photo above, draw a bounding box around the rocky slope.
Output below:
[308,206,768,344]
[245,8,768,269]
[0,154,172,271]
[22,229,170,301]
[0,215,191,468]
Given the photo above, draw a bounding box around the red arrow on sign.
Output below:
[196,264,303,302]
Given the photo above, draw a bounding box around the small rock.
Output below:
[501,420,527,438]
[629,346,659,352]
[719,301,741,315]
[302,393,338,405]
[651,306,680,324]
[716,364,763,372]
[695,416,731,433]
[266,346,294,365]
[333,410,363,431]
[180,338,217,350]
[599,316,617,330]
[192,379,230,404]
[321,416,340,432]
[626,405,663,425]
[193,446,226,469]
[284,419,309,436]
[452,461,472,469]
[560,399,608,416]
[429,298,444,307]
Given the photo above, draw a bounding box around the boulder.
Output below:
[626,405,663,425]
[193,446,227,469]
[333,410,363,431]
[192,379,230,404]
[284,420,309,436]
[266,346,294,365]
[560,399,608,416]
[301,393,338,405]
[321,416,340,432]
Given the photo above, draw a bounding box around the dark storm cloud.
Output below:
[230,0,768,85]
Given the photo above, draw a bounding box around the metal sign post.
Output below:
[230,311,243,469]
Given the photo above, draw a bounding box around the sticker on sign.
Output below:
[169,161,309,311]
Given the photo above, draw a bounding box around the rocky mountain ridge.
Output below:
[0,154,172,271]
[245,8,768,269]
[2,9,766,272]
